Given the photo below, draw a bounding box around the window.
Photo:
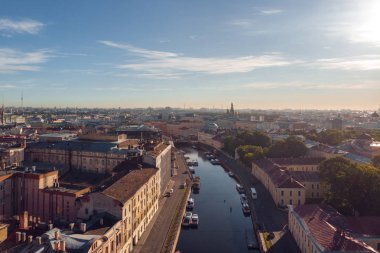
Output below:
[311,184,314,189]
[290,191,292,196]
[317,184,319,189]
[298,191,301,196]
[289,199,293,205]
[281,190,284,196]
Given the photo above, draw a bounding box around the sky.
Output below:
[0,0,379,110]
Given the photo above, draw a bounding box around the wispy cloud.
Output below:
[240,81,379,90]
[0,18,44,36]
[99,41,300,79]
[0,48,51,73]
[315,55,380,71]
[99,40,178,58]
[229,19,253,29]
[259,9,283,15]
[0,84,17,89]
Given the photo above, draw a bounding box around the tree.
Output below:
[267,136,307,158]
[318,130,344,146]
[319,157,380,216]
[237,145,264,166]
[372,155,380,169]
[236,131,271,148]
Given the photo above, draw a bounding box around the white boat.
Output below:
[236,184,245,193]
[191,214,199,227]
[182,212,192,227]
[228,171,234,177]
[240,194,248,205]
[242,203,251,215]
[189,167,195,174]
[187,197,195,210]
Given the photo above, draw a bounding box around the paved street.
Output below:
[214,149,301,253]
[132,149,190,253]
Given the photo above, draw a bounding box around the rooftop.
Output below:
[270,157,325,166]
[147,142,170,157]
[288,171,320,182]
[28,139,142,154]
[293,204,378,252]
[102,168,157,204]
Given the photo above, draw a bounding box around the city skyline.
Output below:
[0,0,379,109]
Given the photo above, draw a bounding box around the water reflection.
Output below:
[177,147,259,253]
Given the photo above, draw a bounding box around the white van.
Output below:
[250,188,257,200]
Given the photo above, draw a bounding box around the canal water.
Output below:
[177,147,259,253]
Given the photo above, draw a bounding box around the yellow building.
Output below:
[77,168,160,253]
[252,159,305,207]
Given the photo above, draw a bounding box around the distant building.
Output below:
[197,131,224,150]
[325,117,343,130]
[351,133,380,159]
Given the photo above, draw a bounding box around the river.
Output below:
[177,147,259,253]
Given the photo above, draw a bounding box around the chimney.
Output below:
[28,235,33,243]
[55,230,60,240]
[54,241,60,251]
[80,223,86,233]
[16,232,21,242]
[21,232,26,242]
[60,240,66,252]
[36,236,42,245]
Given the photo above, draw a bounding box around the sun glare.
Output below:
[352,1,380,46]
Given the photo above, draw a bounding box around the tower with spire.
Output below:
[230,102,234,115]
[0,101,4,125]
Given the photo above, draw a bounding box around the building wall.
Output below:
[27,148,136,173]
[0,170,82,224]
[0,176,13,222]
[144,144,170,194]
[288,207,323,253]
[78,169,160,253]
[0,224,7,243]
[275,188,305,207]
[300,181,326,199]
[197,132,223,150]
[252,163,306,207]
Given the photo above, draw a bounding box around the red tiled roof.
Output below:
[293,204,378,252]
[102,168,157,204]
[254,159,304,188]
[288,171,320,182]
[270,157,325,166]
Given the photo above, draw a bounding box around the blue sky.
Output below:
[0,0,379,109]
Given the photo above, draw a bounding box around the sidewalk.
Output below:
[132,149,190,253]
